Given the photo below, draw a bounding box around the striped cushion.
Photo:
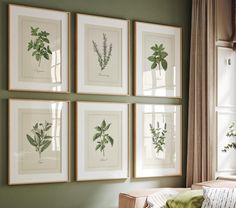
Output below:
[146,189,179,208]
[202,187,236,208]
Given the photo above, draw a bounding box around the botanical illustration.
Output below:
[28,27,52,67]
[222,122,236,152]
[147,43,168,75]
[26,121,53,163]
[93,120,114,161]
[92,33,112,71]
[149,122,167,155]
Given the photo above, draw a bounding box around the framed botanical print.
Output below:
[134,104,182,178]
[217,47,236,107]
[134,22,182,98]
[76,102,129,181]
[9,4,70,92]
[76,14,129,95]
[9,99,69,185]
[216,110,236,173]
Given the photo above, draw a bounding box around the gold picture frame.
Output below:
[134,21,182,98]
[76,13,129,95]
[8,99,70,185]
[76,101,129,181]
[134,103,182,178]
[8,4,70,93]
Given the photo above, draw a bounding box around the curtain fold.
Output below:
[186,0,216,187]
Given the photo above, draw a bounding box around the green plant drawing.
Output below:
[27,27,52,67]
[26,121,53,163]
[147,43,168,75]
[222,122,236,152]
[149,122,167,154]
[93,120,114,158]
[92,33,112,71]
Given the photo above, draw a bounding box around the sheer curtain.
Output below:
[186,0,216,187]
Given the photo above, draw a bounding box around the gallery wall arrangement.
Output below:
[0,0,192,207]
[7,3,183,185]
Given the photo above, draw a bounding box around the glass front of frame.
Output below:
[135,22,181,97]
[9,99,69,184]
[217,47,236,107]
[135,104,182,178]
[76,102,128,181]
[9,5,69,92]
[76,14,129,95]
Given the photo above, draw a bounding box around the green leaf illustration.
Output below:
[107,136,114,146]
[101,120,106,129]
[148,56,156,62]
[161,59,168,70]
[151,62,157,69]
[43,53,49,60]
[26,135,37,147]
[26,120,53,163]
[150,122,167,154]
[95,126,102,131]
[41,140,52,153]
[92,119,114,158]
[44,135,52,139]
[93,133,101,141]
[100,145,105,152]
[222,122,236,152]
[96,144,101,150]
[27,27,52,67]
[103,123,111,131]
[161,51,168,58]
[147,43,168,74]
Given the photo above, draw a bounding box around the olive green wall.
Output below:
[0,0,191,207]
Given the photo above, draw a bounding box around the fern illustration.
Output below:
[92,33,112,71]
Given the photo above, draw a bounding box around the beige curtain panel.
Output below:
[232,0,236,50]
[186,0,216,187]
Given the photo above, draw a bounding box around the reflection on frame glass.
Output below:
[76,102,129,181]
[217,111,236,173]
[76,14,129,95]
[217,47,236,107]
[134,104,182,178]
[9,4,69,92]
[135,22,182,98]
[9,99,69,185]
